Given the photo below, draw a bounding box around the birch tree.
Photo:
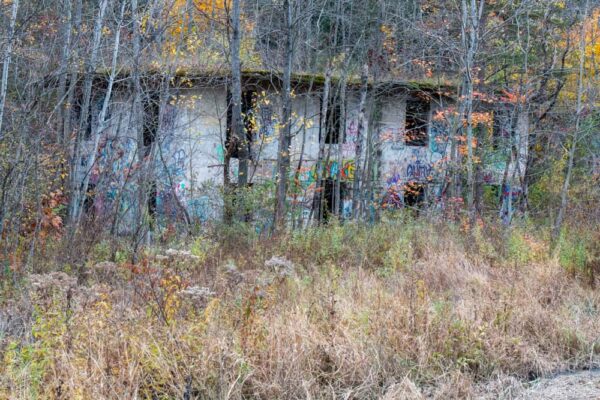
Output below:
[75,0,127,228]
[0,0,18,140]
[352,64,368,219]
[67,0,110,231]
[460,0,485,223]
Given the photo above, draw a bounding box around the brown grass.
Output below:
[1,220,599,399]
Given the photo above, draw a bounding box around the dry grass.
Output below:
[1,219,599,399]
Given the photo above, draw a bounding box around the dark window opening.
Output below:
[316,178,349,220]
[226,88,256,158]
[142,92,160,157]
[403,181,425,208]
[320,95,342,144]
[405,100,429,146]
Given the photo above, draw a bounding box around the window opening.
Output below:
[405,100,429,146]
[320,94,342,144]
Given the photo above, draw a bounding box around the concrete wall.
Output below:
[83,82,532,227]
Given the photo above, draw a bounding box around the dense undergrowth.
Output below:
[1,214,599,399]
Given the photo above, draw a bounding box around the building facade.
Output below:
[78,72,527,230]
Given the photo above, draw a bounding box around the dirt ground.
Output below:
[512,370,600,400]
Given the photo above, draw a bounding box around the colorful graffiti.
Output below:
[299,160,355,188]
[385,171,402,187]
[382,187,404,208]
[187,195,213,223]
[383,161,404,209]
[406,159,432,181]
[216,144,225,163]
[381,148,435,209]
[91,135,139,220]
[342,199,352,219]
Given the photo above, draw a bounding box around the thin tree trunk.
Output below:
[362,99,378,222]
[130,0,150,249]
[352,64,368,219]
[75,0,126,228]
[67,0,109,231]
[292,77,315,229]
[56,0,73,145]
[333,77,346,218]
[309,64,331,224]
[460,0,484,224]
[552,0,588,242]
[0,0,19,140]
[274,0,293,230]
[230,0,247,188]
[63,0,83,146]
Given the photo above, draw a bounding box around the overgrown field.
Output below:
[1,216,599,399]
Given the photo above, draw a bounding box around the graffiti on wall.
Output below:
[406,159,432,181]
[153,104,215,224]
[382,148,435,209]
[429,122,449,155]
[342,199,352,219]
[299,160,355,189]
[91,135,138,219]
[385,150,433,184]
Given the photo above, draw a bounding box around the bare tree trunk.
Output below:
[0,0,19,140]
[309,64,331,224]
[274,0,293,230]
[333,78,346,218]
[56,0,73,145]
[352,64,368,219]
[75,0,126,228]
[67,0,109,231]
[460,0,484,224]
[132,0,142,163]
[63,0,83,146]
[292,77,315,228]
[552,0,588,242]
[362,99,378,222]
[130,0,146,241]
[231,0,247,188]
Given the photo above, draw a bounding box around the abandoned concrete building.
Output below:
[77,70,528,229]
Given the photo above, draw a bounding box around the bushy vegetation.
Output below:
[1,216,599,399]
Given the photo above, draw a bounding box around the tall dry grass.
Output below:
[1,218,599,399]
